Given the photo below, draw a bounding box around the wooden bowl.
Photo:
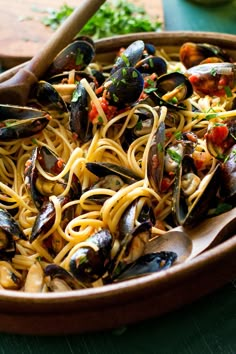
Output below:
[0,31,235,335]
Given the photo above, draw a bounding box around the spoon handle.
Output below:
[187,208,236,259]
[26,0,106,79]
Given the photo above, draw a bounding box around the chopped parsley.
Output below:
[167,148,182,164]
[224,86,233,97]
[41,1,162,39]
[174,130,182,140]
[135,120,143,131]
[210,68,217,77]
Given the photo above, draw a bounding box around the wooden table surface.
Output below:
[0,0,163,69]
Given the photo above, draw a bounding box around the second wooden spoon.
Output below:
[145,208,236,263]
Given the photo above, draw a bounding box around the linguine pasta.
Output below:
[0,42,235,292]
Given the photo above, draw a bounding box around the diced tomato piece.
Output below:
[208,125,229,145]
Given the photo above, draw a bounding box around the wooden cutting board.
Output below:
[0,0,164,70]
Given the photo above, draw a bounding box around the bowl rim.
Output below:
[0,30,235,309]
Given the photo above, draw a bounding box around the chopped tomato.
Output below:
[89,97,118,123]
[160,177,173,192]
[208,125,229,145]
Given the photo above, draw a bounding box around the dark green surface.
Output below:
[1,282,236,353]
[1,2,236,353]
[163,0,236,35]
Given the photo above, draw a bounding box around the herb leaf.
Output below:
[41,1,162,39]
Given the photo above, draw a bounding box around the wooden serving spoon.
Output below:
[0,0,106,106]
[145,208,236,263]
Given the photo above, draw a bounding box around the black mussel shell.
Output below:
[105,67,144,107]
[69,229,112,284]
[112,251,177,282]
[110,40,145,74]
[86,162,141,184]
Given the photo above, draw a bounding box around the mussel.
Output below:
[69,229,113,284]
[86,162,141,184]
[220,144,236,205]
[0,104,51,140]
[187,62,236,97]
[180,42,233,69]
[0,208,26,259]
[172,157,221,226]
[45,264,86,291]
[205,117,236,161]
[45,38,95,77]
[110,40,145,74]
[148,72,193,109]
[112,251,177,282]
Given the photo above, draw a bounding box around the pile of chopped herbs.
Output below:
[41,0,162,39]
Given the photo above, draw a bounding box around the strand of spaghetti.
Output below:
[79,188,116,210]
[80,78,107,125]
[127,135,148,177]
[31,240,54,263]
[101,179,143,223]
[12,254,40,270]
[0,182,35,211]
[107,185,163,233]
[45,124,75,154]
[53,241,74,264]
[82,128,101,162]
[101,110,131,139]
[95,144,128,167]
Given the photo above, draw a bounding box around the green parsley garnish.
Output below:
[75,49,84,66]
[157,142,163,152]
[224,86,233,97]
[135,120,143,131]
[98,116,104,124]
[41,0,162,39]
[210,68,217,77]
[167,148,182,164]
[205,113,218,120]
[174,130,182,140]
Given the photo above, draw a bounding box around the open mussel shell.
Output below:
[86,162,141,184]
[187,62,236,97]
[70,81,93,143]
[111,251,177,282]
[147,121,165,193]
[172,157,221,226]
[45,264,86,291]
[0,104,51,140]
[0,208,26,259]
[135,55,167,76]
[34,81,68,115]
[110,40,145,74]
[30,196,69,243]
[220,144,236,205]
[45,39,95,77]
[205,117,236,161]
[180,42,233,69]
[149,72,193,110]
[105,67,144,107]
[69,229,113,284]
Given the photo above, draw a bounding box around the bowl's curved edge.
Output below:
[0,234,235,335]
[0,31,235,335]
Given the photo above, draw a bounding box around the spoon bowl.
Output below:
[145,208,236,263]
